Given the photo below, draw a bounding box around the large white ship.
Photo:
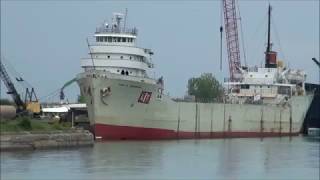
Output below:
[76,8,313,140]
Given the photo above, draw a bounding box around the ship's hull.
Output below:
[77,71,314,140]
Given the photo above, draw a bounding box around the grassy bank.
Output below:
[0,117,71,133]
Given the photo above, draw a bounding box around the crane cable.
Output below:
[249,13,268,67]
[38,88,60,102]
[271,15,287,61]
[0,57,33,99]
[1,57,34,89]
[236,0,247,67]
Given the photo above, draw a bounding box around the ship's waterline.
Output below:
[94,123,300,140]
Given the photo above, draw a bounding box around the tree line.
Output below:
[187,73,224,103]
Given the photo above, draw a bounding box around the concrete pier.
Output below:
[0,130,94,151]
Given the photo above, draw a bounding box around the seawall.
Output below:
[0,130,94,151]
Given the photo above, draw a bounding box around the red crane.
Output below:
[222,0,242,81]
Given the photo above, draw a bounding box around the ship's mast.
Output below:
[265,4,277,68]
[266,4,271,54]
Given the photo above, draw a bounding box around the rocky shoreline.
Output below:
[0,130,94,151]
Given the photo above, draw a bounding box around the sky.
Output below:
[1,0,319,103]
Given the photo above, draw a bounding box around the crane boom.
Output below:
[312,58,320,68]
[222,0,242,81]
[59,78,77,101]
[0,59,25,111]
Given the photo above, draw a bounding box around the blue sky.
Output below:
[1,0,319,102]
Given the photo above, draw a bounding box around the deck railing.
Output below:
[95,27,137,35]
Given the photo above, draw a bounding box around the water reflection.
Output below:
[1,137,319,180]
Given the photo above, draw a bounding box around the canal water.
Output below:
[1,136,319,180]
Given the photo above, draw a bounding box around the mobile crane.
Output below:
[0,59,40,115]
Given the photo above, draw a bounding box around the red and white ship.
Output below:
[76,5,313,140]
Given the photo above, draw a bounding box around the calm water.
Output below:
[1,136,319,180]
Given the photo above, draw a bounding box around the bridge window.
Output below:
[241,84,250,89]
[122,38,126,42]
[108,37,112,42]
[117,37,121,42]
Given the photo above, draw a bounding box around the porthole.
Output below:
[107,56,110,59]
[120,56,123,59]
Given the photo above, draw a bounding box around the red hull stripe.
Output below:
[94,123,299,140]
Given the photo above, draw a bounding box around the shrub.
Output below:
[18,117,32,130]
[52,122,63,130]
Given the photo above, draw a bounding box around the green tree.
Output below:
[187,73,224,103]
[77,95,86,103]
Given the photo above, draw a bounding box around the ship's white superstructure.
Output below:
[225,66,307,105]
[81,13,154,79]
[76,12,313,140]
